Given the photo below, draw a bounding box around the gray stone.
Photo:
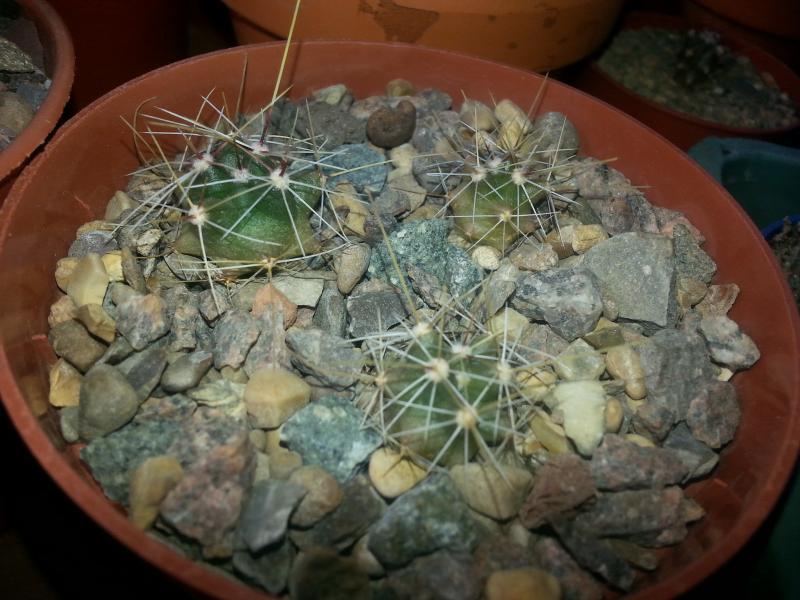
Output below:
[512,266,603,341]
[116,294,170,350]
[271,276,324,308]
[633,329,714,439]
[417,88,453,111]
[285,327,363,388]
[346,279,410,338]
[212,309,260,370]
[312,281,347,337]
[663,422,719,480]
[368,219,482,299]
[161,350,213,392]
[368,473,481,568]
[686,380,740,449]
[233,539,294,595]
[530,111,580,163]
[409,264,452,309]
[164,251,207,281]
[517,322,570,362]
[281,396,380,482]
[550,519,636,591]
[520,453,596,529]
[81,417,184,503]
[290,475,385,550]
[385,551,482,600]
[510,241,559,272]
[59,405,80,443]
[134,394,196,424]
[673,224,716,283]
[590,434,689,490]
[97,336,135,365]
[48,319,106,372]
[0,37,36,72]
[296,101,365,148]
[244,305,291,375]
[78,364,141,441]
[238,479,306,552]
[68,230,118,258]
[289,548,370,600]
[583,232,676,330]
[117,345,168,400]
[325,143,388,193]
[411,109,459,154]
[532,537,604,600]
[120,247,147,294]
[188,378,245,409]
[168,295,200,351]
[412,153,463,193]
[198,285,231,321]
[698,315,760,371]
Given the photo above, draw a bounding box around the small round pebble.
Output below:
[366,99,416,148]
[289,465,344,527]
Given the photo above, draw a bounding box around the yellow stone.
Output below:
[529,412,570,455]
[386,78,414,97]
[605,344,646,400]
[330,182,369,236]
[76,303,116,343]
[571,224,608,254]
[486,568,561,600]
[128,456,183,530]
[269,447,303,479]
[625,433,655,448]
[388,143,417,172]
[48,359,81,407]
[516,367,556,401]
[101,251,124,282]
[48,294,77,328]
[604,397,623,433]
[245,368,311,428]
[368,448,427,499]
[105,190,137,222]
[55,257,78,291]
[487,307,529,343]
[66,253,109,308]
[460,99,497,132]
[450,463,533,520]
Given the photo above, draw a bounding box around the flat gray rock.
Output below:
[286,327,363,389]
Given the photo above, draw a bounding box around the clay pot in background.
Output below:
[0,0,73,201]
[1,41,799,599]
[46,0,188,111]
[223,0,625,72]
[682,0,800,71]
[575,12,800,151]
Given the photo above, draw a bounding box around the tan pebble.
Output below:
[253,451,271,483]
[498,118,529,152]
[76,303,116,343]
[487,307,529,343]
[626,395,646,412]
[289,465,344,527]
[251,283,297,327]
[386,78,414,97]
[387,169,426,210]
[368,448,427,499]
[571,224,608,254]
[76,220,114,236]
[248,429,267,452]
[129,456,183,530]
[485,568,561,600]
[220,365,249,383]
[518,435,545,457]
[335,243,371,294]
[404,204,441,222]
[509,242,559,272]
[352,535,384,577]
[450,463,533,520]
[101,251,124,282]
[677,276,708,309]
[516,367,556,401]
[66,253,109,308]
[471,245,502,271]
[605,344,646,400]
[544,226,576,259]
[717,367,734,382]
[529,412,571,455]
[331,184,369,236]
[494,98,530,127]
[244,368,311,428]
[447,228,470,249]
[625,433,655,448]
[55,257,78,291]
[604,397,623,433]
[506,519,534,549]
[264,428,283,454]
[696,283,740,317]
[48,359,82,407]
[460,99,497,132]
[388,143,417,172]
[48,294,77,328]
[105,190,136,222]
[269,447,303,479]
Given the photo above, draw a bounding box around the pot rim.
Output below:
[0,0,74,185]
[1,39,799,600]
[587,11,800,136]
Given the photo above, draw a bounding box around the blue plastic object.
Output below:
[689,137,800,230]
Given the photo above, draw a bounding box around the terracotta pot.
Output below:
[682,0,800,71]
[575,12,800,151]
[689,0,800,40]
[1,41,799,599]
[0,0,73,201]
[46,0,187,110]
[223,0,625,72]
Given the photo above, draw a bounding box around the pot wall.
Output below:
[0,41,799,599]
[223,0,624,72]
